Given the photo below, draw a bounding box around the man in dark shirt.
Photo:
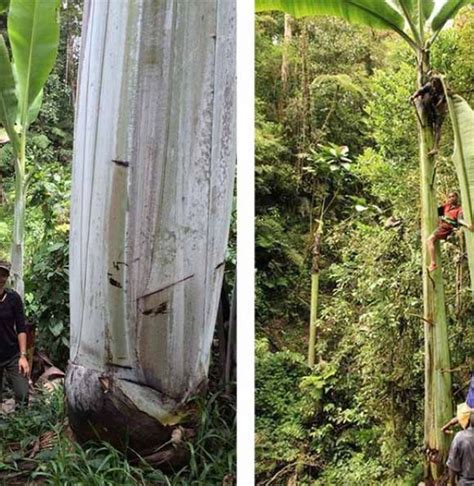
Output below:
[0,261,29,406]
[447,412,474,485]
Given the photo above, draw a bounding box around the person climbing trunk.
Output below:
[426,191,474,272]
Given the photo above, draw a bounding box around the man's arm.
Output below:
[410,82,431,101]
[18,332,29,376]
[13,292,29,377]
[458,217,474,231]
[442,416,459,434]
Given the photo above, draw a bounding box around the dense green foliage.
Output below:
[256,9,474,484]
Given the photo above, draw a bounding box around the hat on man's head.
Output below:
[457,402,474,429]
[0,261,11,274]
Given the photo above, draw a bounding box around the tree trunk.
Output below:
[281,14,292,92]
[308,222,322,366]
[417,52,453,481]
[66,0,236,465]
[278,13,292,119]
[10,149,25,298]
[298,21,310,161]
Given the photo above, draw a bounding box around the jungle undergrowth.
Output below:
[0,382,235,485]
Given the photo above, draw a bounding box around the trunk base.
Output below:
[65,363,193,470]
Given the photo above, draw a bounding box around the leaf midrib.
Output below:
[21,0,39,131]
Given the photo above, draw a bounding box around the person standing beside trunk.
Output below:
[0,261,29,407]
[447,412,474,485]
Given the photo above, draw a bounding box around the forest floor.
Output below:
[0,376,235,485]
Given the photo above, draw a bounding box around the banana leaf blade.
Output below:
[7,0,60,129]
[255,0,406,32]
[0,34,19,152]
[431,0,471,32]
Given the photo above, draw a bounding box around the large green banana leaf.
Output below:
[8,0,60,130]
[255,0,417,48]
[0,35,19,152]
[445,93,474,296]
[431,0,472,32]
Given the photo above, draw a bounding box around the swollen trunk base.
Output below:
[65,363,193,469]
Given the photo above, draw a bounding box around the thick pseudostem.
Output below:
[65,364,195,470]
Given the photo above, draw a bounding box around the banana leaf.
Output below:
[431,0,471,32]
[8,0,60,130]
[255,0,417,48]
[445,92,474,296]
[0,35,19,152]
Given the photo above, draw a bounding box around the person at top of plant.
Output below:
[0,260,29,407]
[410,73,447,156]
[427,192,474,272]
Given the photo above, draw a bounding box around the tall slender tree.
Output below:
[281,13,292,97]
[308,215,322,366]
[256,0,472,481]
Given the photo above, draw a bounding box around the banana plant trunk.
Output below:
[11,148,26,298]
[417,51,452,481]
[308,220,322,366]
[65,0,235,467]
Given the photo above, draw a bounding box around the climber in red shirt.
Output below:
[427,192,474,272]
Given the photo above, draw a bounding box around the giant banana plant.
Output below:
[256,0,472,480]
[0,0,60,296]
[65,0,236,467]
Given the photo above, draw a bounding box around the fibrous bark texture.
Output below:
[66,0,235,457]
